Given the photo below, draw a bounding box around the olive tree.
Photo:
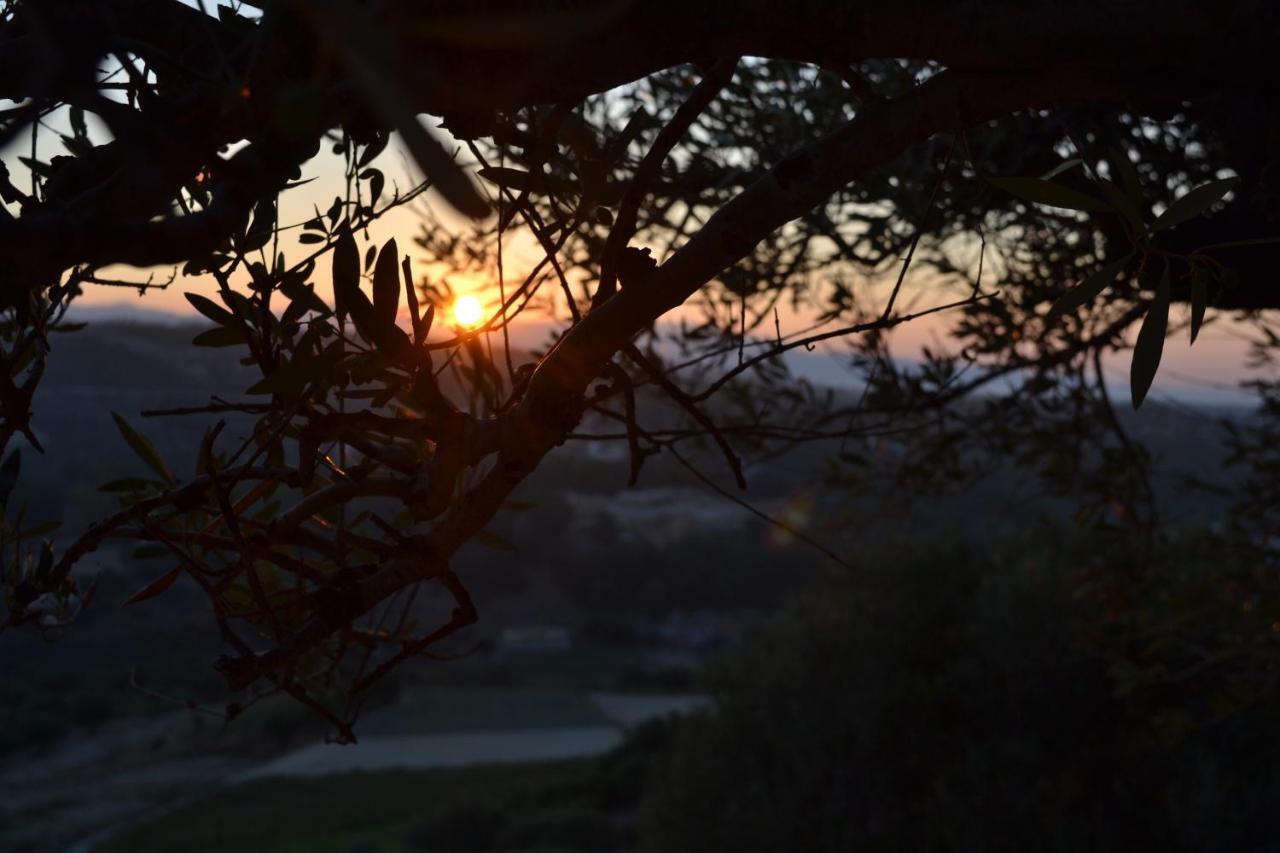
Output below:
[0,0,1276,737]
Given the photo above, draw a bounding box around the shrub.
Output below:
[403,802,505,853]
[639,537,1280,853]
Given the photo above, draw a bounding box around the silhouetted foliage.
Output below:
[641,537,1280,852]
[0,1,1277,738]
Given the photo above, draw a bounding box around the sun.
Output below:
[452,294,485,329]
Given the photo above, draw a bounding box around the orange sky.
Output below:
[24,133,1267,407]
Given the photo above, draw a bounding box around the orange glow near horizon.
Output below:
[452,294,485,329]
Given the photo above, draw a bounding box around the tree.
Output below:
[0,1,1276,737]
[640,537,1280,852]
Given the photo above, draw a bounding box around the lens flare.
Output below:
[453,294,484,328]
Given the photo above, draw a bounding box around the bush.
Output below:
[403,803,504,853]
[70,693,115,728]
[498,808,619,852]
[639,537,1280,853]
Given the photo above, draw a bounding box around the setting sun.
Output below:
[452,294,485,329]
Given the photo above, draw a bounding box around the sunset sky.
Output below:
[3,113,1264,408]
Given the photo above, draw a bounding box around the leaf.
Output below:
[69,106,87,140]
[195,425,219,476]
[1097,179,1144,229]
[1150,177,1239,233]
[357,132,389,168]
[332,227,412,358]
[299,232,326,244]
[332,225,362,323]
[479,166,536,192]
[1039,158,1082,180]
[0,449,20,512]
[1190,267,1209,345]
[1130,267,1171,410]
[220,287,254,320]
[98,477,159,493]
[15,521,60,539]
[603,107,651,167]
[392,116,485,217]
[302,1,488,218]
[185,293,236,326]
[416,303,435,345]
[402,254,421,341]
[1046,254,1132,325]
[240,195,278,253]
[123,567,181,606]
[373,238,401,331]
[7,341,34,377]
[478,166,577,196]
[473,528,517,551]
[280,278,331,317]
[1109,147,1145,206]
[192,326,245,347]
[247,344,345,396]
[985,176,1111,213]
[112,412,176,484]
[35,541,52,581]
[361,167,385,206]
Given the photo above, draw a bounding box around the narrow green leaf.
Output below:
[247,345,345,396]
[1130,268,1171,410]
[280,279,331,317]
[1109,148,1145,206]
[332,225,361,323]
[403,254,421,342]
[1194,236,1280,253]
[332,228,412,358]
[416,303,435,344]
[1150,177,1239,233]
[361,167,385,206]
[1039,158,1082,180]
[240,195,278,253]
[220,288,255,319]
[15,521,61,539]
[111,412,176,484]
[1046,254,1132,325]
[603,107,650,167]
[1097,179,1144,230]
[0,450,20,512]
[69,106,87,140]
[98,477,159,493]
[192,326,245,347]
[8,342,35,377]
[185,293,236,326]
[986,176,1111,213]
[195,425,219,476]
[1190,267,1208,345]
[473,528,517,551]
[307,2,488,218]
[123,566,182,606]
[372,238,400,332]
[479,166,536,192]
[357,133,389,168]
[35,541,53,581]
